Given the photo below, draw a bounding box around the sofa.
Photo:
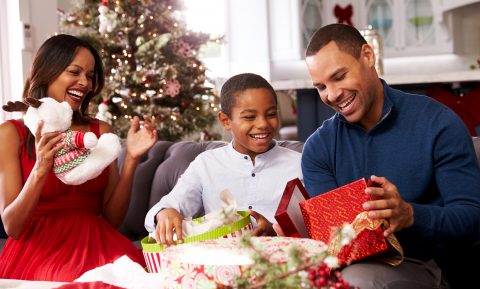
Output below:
[116,140,304,242]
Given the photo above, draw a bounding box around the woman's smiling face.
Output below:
[47,47,95,111]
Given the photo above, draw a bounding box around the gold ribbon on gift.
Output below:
[328,212,404,266]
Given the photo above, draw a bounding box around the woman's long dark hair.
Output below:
[3,34,105,158]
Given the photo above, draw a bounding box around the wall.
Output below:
[19,0,58,80]
[0,0,23,121]
[0,0,58,122]
[268,1,480,88]
[225,0,271,79]
[11,0,480,92]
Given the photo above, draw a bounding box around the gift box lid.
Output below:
[300,178,375,243]
[141,210,252,252]
[275,178,310,238]
[157,237,328,288]
[160,236,327,266]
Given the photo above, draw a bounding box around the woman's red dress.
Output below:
[0,119,145,282]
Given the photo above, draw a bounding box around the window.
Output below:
[0,0,23,122]
[183,0,227,79]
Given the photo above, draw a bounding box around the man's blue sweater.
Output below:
[302,81,480,260]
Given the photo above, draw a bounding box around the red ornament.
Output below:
[334,4,353,26]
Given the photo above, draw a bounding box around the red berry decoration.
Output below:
[307,263,357,289]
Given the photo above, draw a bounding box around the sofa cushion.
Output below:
[116,141,174,239]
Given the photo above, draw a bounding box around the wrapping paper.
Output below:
[299,178,373,243]
[181,189,241,238]
[157,237,327,288]
[329,212,404,266]
[299,178,403,265]
[72,255,165,289]
[142,211,253,273]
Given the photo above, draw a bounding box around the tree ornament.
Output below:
[174,40,194,58]
[164,79,181,97]
[98,1,117,34]
[96,99,113,125]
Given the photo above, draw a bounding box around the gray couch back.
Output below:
[116,140,304,241]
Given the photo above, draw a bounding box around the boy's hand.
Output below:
[273,223,285,236]
[154,208,183,246]
[249,210,276,236]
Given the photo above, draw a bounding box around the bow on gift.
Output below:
[328,212,404,266]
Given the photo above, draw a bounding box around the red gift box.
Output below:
[328,211,403,266]
[276,178,403,266]
[299,178,373,243]
[274,178,310,238]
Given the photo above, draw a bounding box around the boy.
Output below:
[145,73,302,245]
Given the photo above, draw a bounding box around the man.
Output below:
[301,23,480,289]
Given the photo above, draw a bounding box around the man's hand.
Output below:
[362,175,414,237]
[249,210,276,236]
[154,208,183,246]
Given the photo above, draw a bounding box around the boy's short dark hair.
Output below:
[220,73,277,118]
[306,23,367,59]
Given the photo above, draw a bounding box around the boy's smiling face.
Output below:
[219,88,279,160]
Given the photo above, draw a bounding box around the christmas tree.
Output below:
[58,0,221,140]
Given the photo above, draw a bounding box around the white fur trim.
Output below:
[83,132,98,149]
[58,133,121,185]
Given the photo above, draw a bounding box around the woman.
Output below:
[0,34,157,281]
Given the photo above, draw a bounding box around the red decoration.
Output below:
[299,178,403,265]
[275,178,310,238]
[426,85,480,136]
[334,4,353,26]
[299,178,372,243]
[275,178,404,265]
[330,212,403,266]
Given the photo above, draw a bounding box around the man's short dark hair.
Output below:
[305,23,367,59]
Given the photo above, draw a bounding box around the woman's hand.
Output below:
[155,208,184,246]
[249,210,276,236]
[126,116,157,160]
[33,121,62,177]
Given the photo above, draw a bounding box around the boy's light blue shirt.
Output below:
[145,141,302,233]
